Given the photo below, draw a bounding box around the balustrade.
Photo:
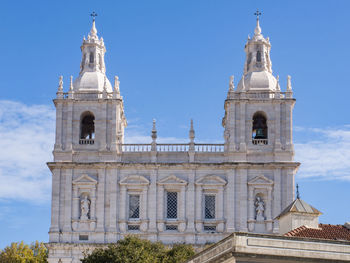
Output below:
[121,143,224,153]
[252,139,268,145]
[79,139,95,145]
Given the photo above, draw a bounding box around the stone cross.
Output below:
[254,9,261,20]
[91,12,98,21]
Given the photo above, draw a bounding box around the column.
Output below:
[273,169,281,218]
[275,103,281,148]
[65,103,73,151]
[266,189,272,220]
[157,185,164,231]
[186,171,195,232]
[50,169,60,233]
[286,103,293,146]
[149,170,157,232]
[108,169,117,231]
[248,187,254,221]
[239,102,246,150]
[226,169,235,232]
[96,168,106,232]
[227,102,236,152]
[90,187,97,220]
[63,169,72,232]
[286,169,294,206]
[54,103,63,150]
[179,186,186,220]
[195,185,202,232]
[237,169,248,231]
[98,103,107,151]
[273,168,281,233]
[141,188,148,220]
[72,186,79,219]
[110,103,118,151]
[140,188,149,232]
[119,185,127,232]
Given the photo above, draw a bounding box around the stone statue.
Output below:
[255,196,265,221]
[80,195,90,220]
[229,75,234,91]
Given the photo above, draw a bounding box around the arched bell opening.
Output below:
[79,112,95,145]
[252,112,268,145]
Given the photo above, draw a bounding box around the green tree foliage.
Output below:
[81,235,195,263]
[0,241,48,263]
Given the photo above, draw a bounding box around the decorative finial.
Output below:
[68,75,74,99]
[241,74,246,91]
[189,119,195,143]
[151,119,157,141]
[254,9,261,20]
[276,75,281,91]
[90,12,98,37]
[114,76,120,93]
[296,183,300,199]
[58,76,63,91]
[229,75,235,92]
[90,12,98,22]
[69,76,73,91]
[254,9,262,35]
[287,75,292,91]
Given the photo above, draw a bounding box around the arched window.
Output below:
[80,112,95,144]
[247,52,252,71]
[256,51,261,62]
[252,112,267,144]
[89,52,94,63]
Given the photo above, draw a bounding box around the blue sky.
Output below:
[0,0,350,248]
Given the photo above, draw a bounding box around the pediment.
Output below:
[158,175,187,186]
[195,175,227,186]
[119,175,149,186]
[73,174,97,185]
[248,175,273,186]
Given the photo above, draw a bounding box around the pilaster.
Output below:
[96,168,106,235]
[226,169,235,232]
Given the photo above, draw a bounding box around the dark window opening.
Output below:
[166,192,178,219]
[252,112,267,140]
[80,113,95,140]
[89,52,94,63]
[256,51,262,62]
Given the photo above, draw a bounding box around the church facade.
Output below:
[47,17,299,263]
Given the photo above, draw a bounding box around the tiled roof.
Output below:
[285,223,350,241]
[275,198,322,219]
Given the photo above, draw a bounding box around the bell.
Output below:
[255,128,264,139]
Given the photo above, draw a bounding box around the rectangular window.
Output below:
[166,192,178,219]
[204,195,216,219]
[128,225,140,231]
[129,194,140,219]
[79,235,89,241]
[204,225,216,232]
[165,225,178,231]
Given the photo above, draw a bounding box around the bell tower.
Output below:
[222,13,295,163]
[53,18,127,164]
[50,17,127,245]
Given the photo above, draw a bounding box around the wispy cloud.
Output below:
[0,100,55,203]
[295,126,350,181]
[0,99,349,204]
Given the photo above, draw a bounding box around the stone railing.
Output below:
[122,144,152,152]
[252,139,268,145]
[59,92,115,100]
[232,91,293,99]
[79,139,95,145]
[121,143,224,153]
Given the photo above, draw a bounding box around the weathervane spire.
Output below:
[296,184,300,199]
[90,11,98,22]
[254,9,262,35]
